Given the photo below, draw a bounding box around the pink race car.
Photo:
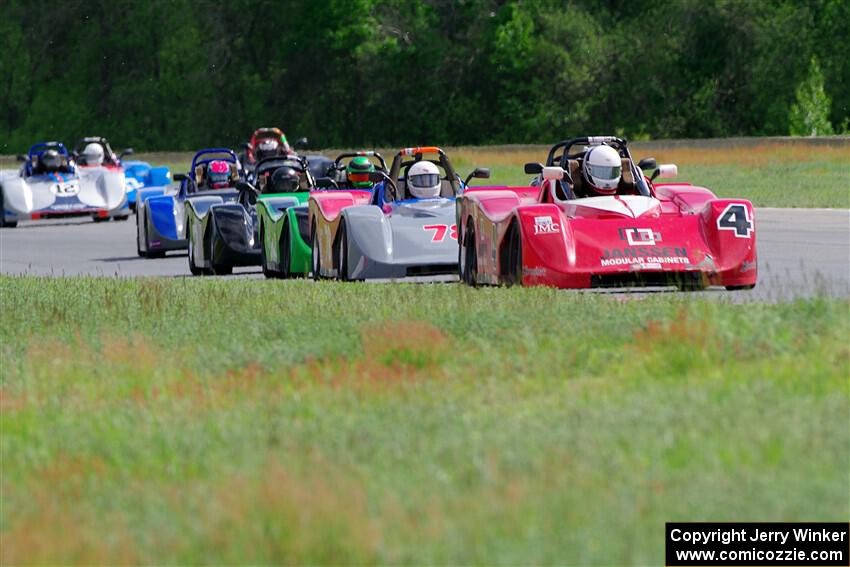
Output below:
[457,136,756,290]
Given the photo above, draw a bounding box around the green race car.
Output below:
[186,154,330,276]
[258,151,386,278]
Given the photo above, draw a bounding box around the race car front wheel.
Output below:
[0,190,17,228]
[260,225,277,278]
[279,219,293,279]
[726,283,756,291]
[136,212,145,257]
[311,223,322,281]
[188,226,209,276]
[335,219,350,282]
[143,210,165,259]
[503,220,523,287]
[461,220,478,286]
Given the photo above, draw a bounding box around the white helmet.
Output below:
[256,138,280,160]
[407,160,441,199]
[582,144,622,195]
[82,143,105,166]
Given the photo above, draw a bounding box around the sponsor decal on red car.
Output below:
[533,215,559,235]
[619,227,661,245]
[601,245,690,267]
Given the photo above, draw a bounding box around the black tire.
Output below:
[726,283,756,291]
[93,215,109,223]
[205,215,232,275]
[504,221,523,287]
[0,190,17,228]
[136,211,146,257]
[113,215,129,222]
[335,219,350,281]
[259,226,273,278]
[279,219,293,279]
[461,220,477,286]
[143,210,165,259]
[675,273,707,292]
[188,222,206,276]
[212,263,233,276]
[311,223,321,281]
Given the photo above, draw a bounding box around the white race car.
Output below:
[0,141,129,227]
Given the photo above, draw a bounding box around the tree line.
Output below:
[1,0,847,152]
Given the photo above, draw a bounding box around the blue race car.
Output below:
[136,148,244,258]
[123,161,172,211]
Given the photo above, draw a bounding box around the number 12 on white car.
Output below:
[52,181,80,195]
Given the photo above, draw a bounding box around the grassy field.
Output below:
[1,138,847,208]
[1,277,847,564]
[451,140,850,209]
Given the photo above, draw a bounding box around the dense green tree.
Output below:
[0,0,846,151]
[789,57,834,136]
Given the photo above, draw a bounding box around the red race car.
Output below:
[240,127,308,167]
[457,136,756,290]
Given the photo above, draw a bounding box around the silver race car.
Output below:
[309,146,489,280]
[0,142,129,227]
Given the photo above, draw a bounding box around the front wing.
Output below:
[467,197,757,289]
[340,205,459,279]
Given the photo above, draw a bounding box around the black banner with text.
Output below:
[666,522,849,566]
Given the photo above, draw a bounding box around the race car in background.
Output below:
[73,136,171,211]
[0,141,129,227]
[309,146,490,280]
[239,127,308,168]
[456,136,757,290]
[185,154,327,275]
[136,148,243,258]
[258,151,385,278]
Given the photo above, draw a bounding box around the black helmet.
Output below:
[41,149,62,171]
[268,166,300,193]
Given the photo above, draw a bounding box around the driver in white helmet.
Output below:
[407,161,441,199]
[581,144,622,196]
[82,143,105,166]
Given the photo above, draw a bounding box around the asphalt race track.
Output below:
[1,208,847,300]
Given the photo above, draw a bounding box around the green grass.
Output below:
[1,277,847,564]
[2,138,847,208]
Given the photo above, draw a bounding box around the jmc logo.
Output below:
[533,215,560,235]
[619,227,661,246]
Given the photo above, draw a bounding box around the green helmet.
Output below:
[346,156,375,188]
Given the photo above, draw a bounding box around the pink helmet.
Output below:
[208,160,231,189]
